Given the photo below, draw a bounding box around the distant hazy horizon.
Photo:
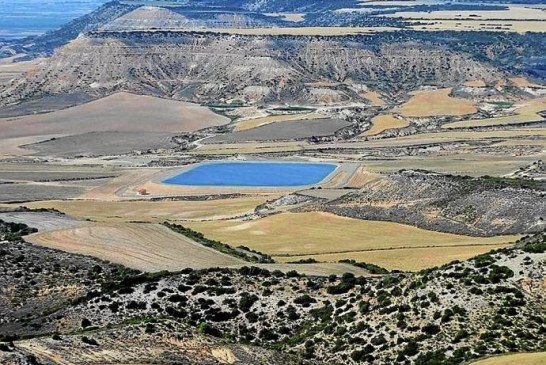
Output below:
[0,0,107,39]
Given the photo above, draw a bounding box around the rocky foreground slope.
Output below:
[1,220,544,365]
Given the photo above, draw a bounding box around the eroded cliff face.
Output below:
[0,32,503,106]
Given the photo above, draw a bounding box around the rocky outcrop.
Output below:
[316,170,546,236]
[0,32,503,106]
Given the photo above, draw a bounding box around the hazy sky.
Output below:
[0,0,107,39]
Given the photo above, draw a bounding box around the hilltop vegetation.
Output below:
[1,220,544,364]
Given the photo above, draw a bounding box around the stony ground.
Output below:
[1,219,544,365]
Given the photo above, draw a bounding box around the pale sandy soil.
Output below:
[233,112,324,131]
[397,88,477,117]
[26,223,245,272]
[386,7,546,20]
[361,114,409,136]
[0,92,229,139]
[471,352,546,365]
[443,96,546,129]
[0,58,47,86]
[408,20,546,33]
[23,196,271,222]
[509,77,546,88]
[0,134,64,158]
[345,168,383,188]
[361,91,385,106]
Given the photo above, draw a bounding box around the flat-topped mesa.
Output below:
[0,31,503,107]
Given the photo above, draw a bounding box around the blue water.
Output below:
[0,1,107,39]
[163,162,337,187]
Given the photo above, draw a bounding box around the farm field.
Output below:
[0,163,121,181]
[205,118,351,143]
[362,114,409,136]
[407,20,546,33]
[22,196,271,222]
[185,212,520,270]
[386,7,546,21]
[26,222,246,272]
[362,152,546,177]
[276,244,511,272]
[443,96,546,129]
[471,352,546,365]
[233,112,323,131]
[397,88,477,117]
[0,184,86,203]
[26,131,179,157]
[0,211,85,232]
[0,92,229,139]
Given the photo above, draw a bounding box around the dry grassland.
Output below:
[386,7,546,21]
[471,352,546,365]
[186,212,520,261]
[0,58,47,85]
[363,152,546,177]
[26,223,245,272]
[233,112,323,131]
[388,6,546,21]
[276,244,510,272]
[443,96,546,129]
[509,77,545,88]
[408,20,546,33]
[345,168,382,188]
[23,197,269,222]
[361,91,385,106]
[362,114,409,136]
[397,88,477,117]
[0,135,64,158]
[0,92,229,139]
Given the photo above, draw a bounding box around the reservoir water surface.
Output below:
[163,161,337,187]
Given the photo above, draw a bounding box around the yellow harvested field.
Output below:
[386,7,546,21]
[363,152,546,177]
[362,114,409,136]
[23,196,269,222]
[443,96,546,129]
[0,92,229,139]
[408,20,546,33]
[398,88,477,117]
[277,244,510,272]
[361,91,385,106]
[471,353,546,365]
[509,77,545,88]
[193,128,546,158]
[186,212,520,257]
[234,113,323,131]
[26,223,245,272]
